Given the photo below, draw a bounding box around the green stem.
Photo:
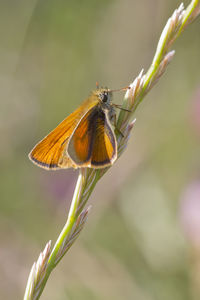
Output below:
[32,171,84,300]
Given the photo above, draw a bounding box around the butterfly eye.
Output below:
[101,92,108,103]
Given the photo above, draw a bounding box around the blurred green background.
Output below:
[0,0,200,299]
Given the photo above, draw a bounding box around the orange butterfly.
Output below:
[29,87,128,170]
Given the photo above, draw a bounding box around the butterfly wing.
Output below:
[29,97,99,169]
[67,106,117,168]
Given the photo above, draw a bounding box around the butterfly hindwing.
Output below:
[67,106,117,168]
[91,110,117,166]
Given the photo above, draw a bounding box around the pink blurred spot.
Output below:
[39,169,77,204]
[180,181,200,246]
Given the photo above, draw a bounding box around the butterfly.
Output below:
[29,87,129,170]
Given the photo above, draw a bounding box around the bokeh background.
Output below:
[0,0,200,299]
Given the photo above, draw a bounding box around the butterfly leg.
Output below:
[112,113,124,137]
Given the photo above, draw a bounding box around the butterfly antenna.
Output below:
[96,81,99,89]
[109,85,130,93]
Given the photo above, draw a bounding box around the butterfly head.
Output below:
[94,84,130,104]
[94,88,112,104]
[92,89,113,111]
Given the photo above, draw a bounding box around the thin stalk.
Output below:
[24,171,84,300]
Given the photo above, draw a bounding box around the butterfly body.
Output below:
[29,89,118,170]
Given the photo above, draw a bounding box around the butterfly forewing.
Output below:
[29,97,99,169]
